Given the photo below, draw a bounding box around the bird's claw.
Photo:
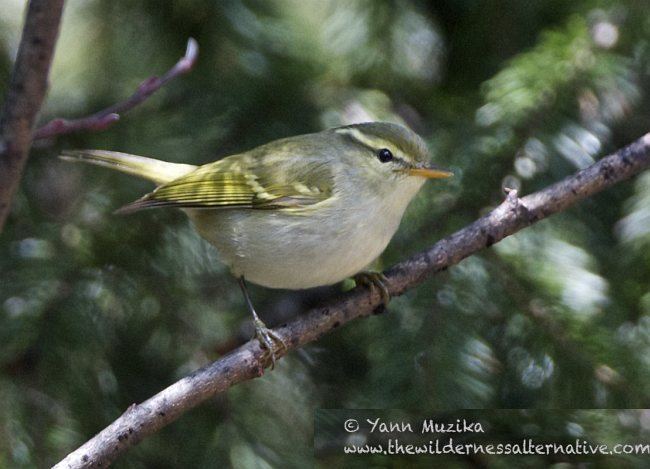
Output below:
[354,271,391,305]
[254,319,287,369]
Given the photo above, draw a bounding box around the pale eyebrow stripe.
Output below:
[336,129,375,152]
[335,127,411,167]
[335,128,391,151]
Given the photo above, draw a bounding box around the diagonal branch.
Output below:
[33,38,199,140]
[53,132,650,468]
[0,0,65,231]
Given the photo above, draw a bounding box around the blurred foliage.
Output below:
[2,0,650,467]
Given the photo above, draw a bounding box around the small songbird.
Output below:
[61,122,452,365]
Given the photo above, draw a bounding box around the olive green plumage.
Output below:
[60,122,451,290]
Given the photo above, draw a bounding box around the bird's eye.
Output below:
[377,148,393,163]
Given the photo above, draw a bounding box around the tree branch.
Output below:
[0,0,65,231]
[53,132,650,468]
[33,38,198,140]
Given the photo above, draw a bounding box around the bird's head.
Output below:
[333,122,453,185]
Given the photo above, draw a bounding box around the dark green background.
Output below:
[2,0,650,467]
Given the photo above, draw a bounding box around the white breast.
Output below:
[187,177,424,290]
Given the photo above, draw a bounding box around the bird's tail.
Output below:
[59,150,197,185]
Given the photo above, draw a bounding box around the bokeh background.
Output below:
[2,0,650,467]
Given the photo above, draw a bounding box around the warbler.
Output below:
[61,122,452,364]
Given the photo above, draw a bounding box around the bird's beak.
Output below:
[407,163,453,179]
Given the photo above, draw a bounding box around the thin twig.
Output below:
[53,132,650,468]
[33,38,199,140]
[0,0,65,231]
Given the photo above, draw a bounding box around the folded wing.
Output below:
[116,154,333,214]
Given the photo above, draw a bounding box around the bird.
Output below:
[61,122,453,366]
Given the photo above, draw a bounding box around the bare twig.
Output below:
[33,38,199,140]
[53,132,650,468]
[0,0,65,231]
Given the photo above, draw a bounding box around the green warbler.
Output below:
[61,122,452,364]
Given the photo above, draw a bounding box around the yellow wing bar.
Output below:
[116,160,332,214]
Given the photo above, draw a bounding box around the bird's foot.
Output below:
[253,318,287,369]
[354,271,391,305]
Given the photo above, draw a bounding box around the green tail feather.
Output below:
[59,150,197,186]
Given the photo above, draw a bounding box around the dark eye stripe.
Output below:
[393,156,409,168]
[337,131,411,167]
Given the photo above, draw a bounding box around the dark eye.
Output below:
[377,148,393,163]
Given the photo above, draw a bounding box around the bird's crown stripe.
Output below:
[335,128,398,155]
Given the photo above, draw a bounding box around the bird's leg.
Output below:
[238,276,287,369]
[353,271,391,306]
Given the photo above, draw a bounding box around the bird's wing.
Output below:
[116,152,334,214]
